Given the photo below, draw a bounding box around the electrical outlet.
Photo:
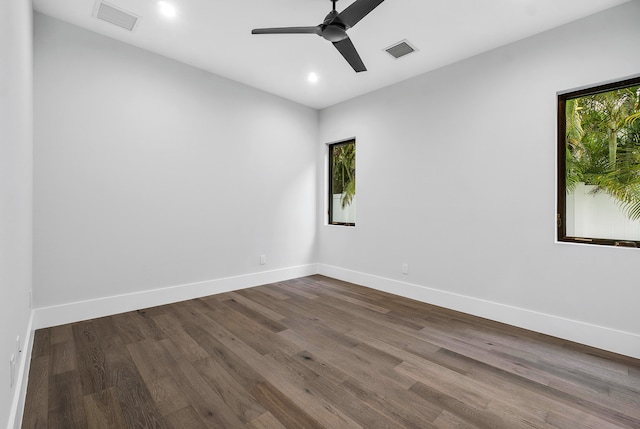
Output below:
[9,354,15,388]
[402,263,409,275]
[260,254,266,265]
[17,336,21,355]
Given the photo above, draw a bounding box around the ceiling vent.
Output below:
[94,1,140,31]
[384,40,417,59]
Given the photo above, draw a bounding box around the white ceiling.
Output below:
[32,0,631,109]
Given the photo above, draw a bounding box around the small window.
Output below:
[558,76,640,247]
[328,139,356,226]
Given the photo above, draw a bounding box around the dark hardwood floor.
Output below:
[22,275,640,428]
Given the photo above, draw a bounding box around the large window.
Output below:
[558,76,640,247]
[328,139,356,226]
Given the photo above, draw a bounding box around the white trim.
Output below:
[318,264,640,360]
[7,311,35,429]
[33,264,318,329]
[556,72,640,96]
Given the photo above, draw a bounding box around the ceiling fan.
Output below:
[252,0,385,73]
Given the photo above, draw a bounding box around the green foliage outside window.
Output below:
[331,141,356,209]
[565,83,640,220]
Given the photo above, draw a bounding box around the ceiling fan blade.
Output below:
[252,26,321,35]
[333,37,366,72]
[337,0,385,28]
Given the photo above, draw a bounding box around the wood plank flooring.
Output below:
[21,275,640,428]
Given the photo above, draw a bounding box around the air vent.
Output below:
[94,1,140,31]
[384,40,417,59]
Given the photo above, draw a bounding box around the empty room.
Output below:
[2,0,640,427]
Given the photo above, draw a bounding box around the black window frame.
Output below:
[328,139,356,227]
[557,75,640,248]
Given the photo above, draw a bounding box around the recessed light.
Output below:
[158,1,176,18]
[308,72,319,84]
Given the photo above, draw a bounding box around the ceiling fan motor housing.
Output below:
[321,11,348,42]
[321,25,347,42]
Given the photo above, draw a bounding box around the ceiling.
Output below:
[32,0,632,109]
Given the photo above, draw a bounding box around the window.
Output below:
[558,76,640,247]
[328,139,356,226]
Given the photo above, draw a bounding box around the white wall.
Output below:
[318,1,640,357]
[0,0,33,427]
[567,183,640,240]
[332,195,356,224]
[30,1,640,365]
[33,14,318,311]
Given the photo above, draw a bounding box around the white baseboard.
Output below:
[7,311,35,429]
[34,264,319,329]
[318,264,640,360]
